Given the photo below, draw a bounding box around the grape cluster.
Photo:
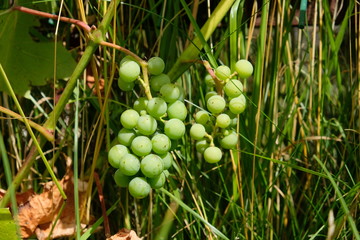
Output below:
[190,59,253,164]
[109,56,187,199]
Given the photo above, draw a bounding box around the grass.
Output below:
[0,0,359,239]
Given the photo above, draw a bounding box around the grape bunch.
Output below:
[109,56,187,199]
[190,59,253,164]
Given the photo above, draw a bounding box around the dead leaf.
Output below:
[109,228,142,240]
[0,188,35,206]
[8,171,89,239]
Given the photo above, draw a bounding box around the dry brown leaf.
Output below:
[0,188,35,206]
[12,171,88,239]
[109,228,142,240]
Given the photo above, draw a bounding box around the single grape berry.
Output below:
[150,74,171,92]
[131,136,152,156]
[207,95,226,114]
[117,128,136,146]
[148,172,166,189]
[114,169,131,187]
[190,123,206,140]
[137,115,157,135]
[146,97,167,118]
[118,79,135,91]
[224,79,244,98]
[235,59,253,79]
[133,97,148,113]
[195,111,210,125]
[120,109,139,129]
[203,146,223,163]
[229,95,246,114]
[167,101,187,121]
[108,145,129,168]
[140,154,164,178]
[215,65,231,81]
[220,131,238,149]
[119,60,141,82]
[128,177,151,199]
[148,57,165,75]
[119,153,140,176]
[216,114,231,128]
[152,134,171,155]
[160,152,173,170]
[160,83,180,103]
[164,119,186,140]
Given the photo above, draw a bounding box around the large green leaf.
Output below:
[0,7,76,95]
[0,208,18,240]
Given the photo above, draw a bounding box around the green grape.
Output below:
[207,95,226,114]
[120,55,137,65]
[190,123,206,140]
[220,131,238,149]
[164,119,185,140]
[148,57,165,75]
[117,128,136,146]
[215,65,231,81]
[137,115,157,135]
[140,154,164,178]
[160,152,173,169]
[151,134,171,155]
[160,83,180,103]
[128,177,151,199]
[131,136,152,156]
[205,91,217,102]
[114,169,131,187]
[235,59,253,78]
[224,79,243,98]
[205,74,215,87]
[195,140,209,154]
[108,145,129,168]
[229,94,246,114]
[148,172,166,189]
[216,114,231,128]
[133,97,148,113]
[118,79,135,91]
[119,60,140,82]
[203,146,223,163]
[150,73,171,92]
[167,100,187,121]
[195,110,210,125]
[119,153,140,176]
[120,109,139,129]
[146,97,167,118]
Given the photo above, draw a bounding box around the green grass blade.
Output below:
[159,188,229,240]
[313,156,360,240]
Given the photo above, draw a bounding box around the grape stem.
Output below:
[184,60,223,95]
[204,133,214,146]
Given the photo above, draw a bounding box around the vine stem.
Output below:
[0,105,54,141]
[13,5,92,33]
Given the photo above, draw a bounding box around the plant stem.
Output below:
[0,105,54,142]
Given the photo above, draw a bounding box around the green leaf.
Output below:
[0,7,76,95]
[0,208,18,240]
